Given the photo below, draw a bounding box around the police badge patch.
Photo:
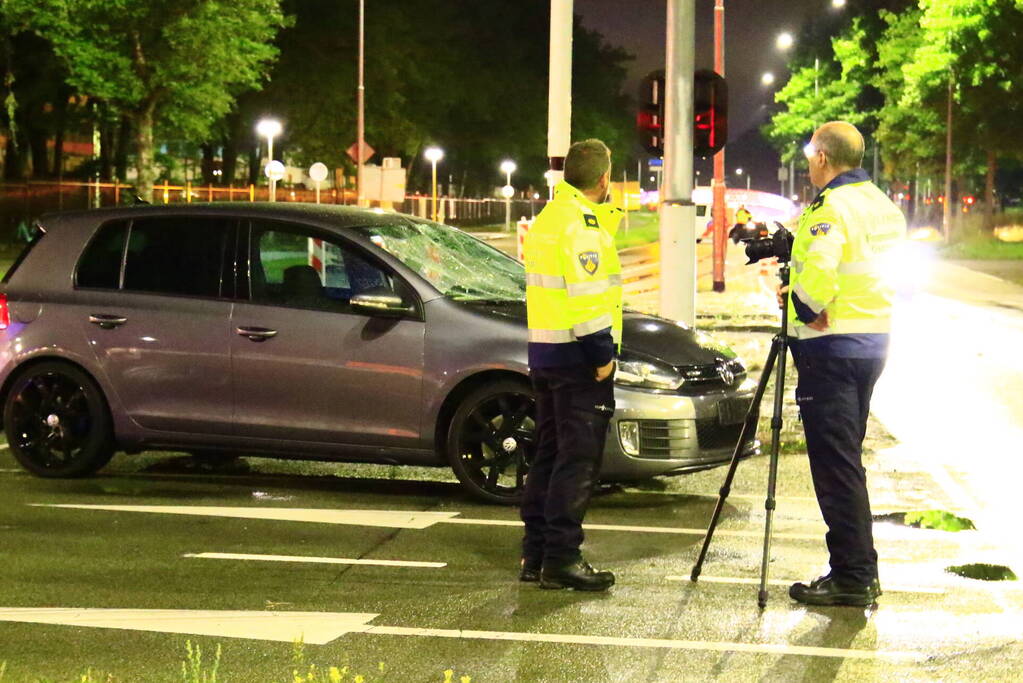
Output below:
[809,222,832,236]
[578,251,600,275]
[583,213,600,229]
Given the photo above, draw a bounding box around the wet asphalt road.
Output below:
[0,413,1020,683]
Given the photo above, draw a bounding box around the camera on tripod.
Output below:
[742,223,793,265]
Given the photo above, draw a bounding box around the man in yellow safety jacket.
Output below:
[784,121,906,607]
[520,139,623,591]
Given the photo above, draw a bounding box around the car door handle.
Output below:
[88,314,128,330]
[236,326,278,342]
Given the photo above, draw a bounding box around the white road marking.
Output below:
[34,504,962,543]
[185,552,446,568]
[0,607,923,661]
[31,505,459,529]
[665,575,945,595]
[362,625,923,661]
[0,608,378,645]
[0,468,22,473]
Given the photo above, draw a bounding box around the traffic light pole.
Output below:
[711,0,727,293]
[547,0,573,199]
[659,0,697,326]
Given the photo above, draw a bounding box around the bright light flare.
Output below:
[832,0,846,7]
[908,226,942,242]
[500,160,517,175]
[256,118,282,139]
[424,146,444,163]
[761,72,775,86]
[776,32,794,51]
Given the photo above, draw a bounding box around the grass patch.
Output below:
[616,211,660,249]
[941,235,1023,260]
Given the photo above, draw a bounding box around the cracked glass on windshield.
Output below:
[355,219,526,302]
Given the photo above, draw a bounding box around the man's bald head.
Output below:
[812,121,865,171]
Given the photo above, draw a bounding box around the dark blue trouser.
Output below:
[520,365,615,565]
[792,349,886,586]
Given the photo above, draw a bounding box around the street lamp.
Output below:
[831,0,846,7]
[761,71,775,87]
[735,167,750,191]
[256,118,283,202]
[776,32,793,51]
[424,146,444,222]
[500,160,517,231]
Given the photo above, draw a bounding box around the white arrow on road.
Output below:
[0,607,923,661]
[0,608,378,644]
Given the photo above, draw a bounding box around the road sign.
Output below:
[778,167,789,182]
[347,141,375,164]
[264,160,285,181]
[309,162,328,182]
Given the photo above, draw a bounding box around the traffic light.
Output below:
[694,69,727,157]
[637,70,665,157]
[637,69,728,157]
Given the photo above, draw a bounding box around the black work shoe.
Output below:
[539,559,615,591]
[789,574,882,607]
[519,558,541,583]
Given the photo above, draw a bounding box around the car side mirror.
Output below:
[350,292,415,318]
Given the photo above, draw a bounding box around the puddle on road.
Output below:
[946,563,1018,581]
[873,509,976,532]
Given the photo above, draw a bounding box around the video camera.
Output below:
[743,223,793,265]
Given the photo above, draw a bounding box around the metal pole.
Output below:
[547,0,573,197]
[356,0,366,207]
[431,160,438,221]
[268,136,276,202]
[789,154,795,199]
[942,71,953,241]
[711,0,727,293]
[659,0,697,326]
[623,168,630,232]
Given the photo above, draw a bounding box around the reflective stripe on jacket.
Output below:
[526,180,624,369]
[787,169,906,344]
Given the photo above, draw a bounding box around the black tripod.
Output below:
[690,263,791,608]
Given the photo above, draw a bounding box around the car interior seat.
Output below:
[282,264,323,307]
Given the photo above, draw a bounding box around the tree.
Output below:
[903,0,1023,229]
[6,0,288,199]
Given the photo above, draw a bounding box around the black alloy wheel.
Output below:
[3,362,115,478]
[447,380,535,504]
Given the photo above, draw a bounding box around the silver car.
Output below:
[0,204,756,503]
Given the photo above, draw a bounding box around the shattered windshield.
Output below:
[354,219,526,302]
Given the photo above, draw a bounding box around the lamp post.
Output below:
[500,160,517,231]
[424,146,444,222]
[256,118,282,202]
[736,168,750,191]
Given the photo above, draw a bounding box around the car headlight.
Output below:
[615,355,684,391]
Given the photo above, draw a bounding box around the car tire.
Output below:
[3,361,115,478]
[446,379,535,505]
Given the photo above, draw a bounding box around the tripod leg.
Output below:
[690,337,780,582]
[758,335,789,608]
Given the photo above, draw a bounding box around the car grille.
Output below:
[677,359,746,394]
[637,419,692,459]
[695,418,745,450]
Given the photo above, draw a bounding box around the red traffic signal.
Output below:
[694,69,727,157]
[638,71,665,156]
[637,69,728,158]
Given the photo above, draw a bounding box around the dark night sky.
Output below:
[576,0,826,193]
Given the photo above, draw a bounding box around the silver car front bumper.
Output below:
[600,379,760,481]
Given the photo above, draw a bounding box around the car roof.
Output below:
[38,202,410,234]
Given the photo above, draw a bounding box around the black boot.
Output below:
[519,557,541,583]
[789,574,881,607]
[539,558,615,591]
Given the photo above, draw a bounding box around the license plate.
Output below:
[718,397,752,425]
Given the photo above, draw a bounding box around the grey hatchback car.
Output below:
[0,203,756,502]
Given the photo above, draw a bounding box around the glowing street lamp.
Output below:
[776,32,794,51]
[256,118,283,202]
[735,167,750,190]
[832,0,846,8]
[761,71,775,87]
[500,160,517,230]
[424,146,444,222]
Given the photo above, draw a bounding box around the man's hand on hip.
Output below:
[595,360,615,382]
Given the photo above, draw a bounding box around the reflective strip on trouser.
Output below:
[528,328,574,343]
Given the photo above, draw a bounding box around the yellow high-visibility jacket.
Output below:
[787,169,906,356]
[525,180,624,369]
